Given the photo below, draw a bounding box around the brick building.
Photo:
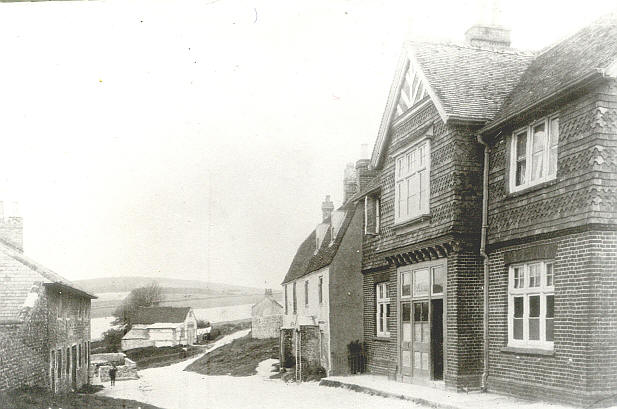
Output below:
[280,160,372,376]
[0,207,96,393]
[354,15,617,406]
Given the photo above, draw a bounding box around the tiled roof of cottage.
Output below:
[133,306,191,325]
[483,13,617,132]
[281,205,356,284]
[0,242,96,321]
[409,41,534,122]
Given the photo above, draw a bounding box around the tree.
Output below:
[112,281,162,330]
[101,327,125,352]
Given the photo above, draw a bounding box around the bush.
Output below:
[101,328,125,352]
[197,319,211,329]
[208,328,221,340]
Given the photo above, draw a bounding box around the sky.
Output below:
[0,0,614,289]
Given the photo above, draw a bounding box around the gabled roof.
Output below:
[281,204,356,284]
[482,13,617,133]
[132,306,191,325]
[0,242,96,321]
[371,41,533,168]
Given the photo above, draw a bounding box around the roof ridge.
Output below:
[405,40,535,57]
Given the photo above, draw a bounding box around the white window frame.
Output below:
[376,282,390,337]
[394,139,430,224]
[508,260,555,350]
[510,115,559,193]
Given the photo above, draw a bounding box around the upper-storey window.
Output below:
[508,260,554,350]
[510,115,559,192]
[364,195,380,235]
[396,61,428,117]
[395,141,430,224]
[284,284,288,315]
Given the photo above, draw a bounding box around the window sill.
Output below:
[501,346,554,357]
[508,178,558,198]
[374,334,392,341]
[393,214,431,233]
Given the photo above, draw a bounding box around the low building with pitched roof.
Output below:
[0,205,97,393]
[120,306,197,351]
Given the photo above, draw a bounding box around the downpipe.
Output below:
[477,134,490,392]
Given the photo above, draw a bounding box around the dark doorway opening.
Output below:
[431,299,443,381]
[71,345,77,390]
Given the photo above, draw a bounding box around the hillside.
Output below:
[73,276,265,296]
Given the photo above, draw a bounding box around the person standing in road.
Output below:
[109,364,117,387]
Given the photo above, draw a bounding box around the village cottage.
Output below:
[251,289,283,339]
[0,205,96,393]
[280,160,373,377]
[354,15,617,407]
[121,306,197,351]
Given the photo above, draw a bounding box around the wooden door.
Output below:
[400,302,413,379]
[412,300,430,379]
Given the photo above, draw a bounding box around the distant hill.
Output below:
[73,276,266,296]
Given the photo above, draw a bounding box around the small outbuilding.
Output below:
[251,289,283,339]
[121,306,197,351]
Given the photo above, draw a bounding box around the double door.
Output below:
[399,263,445,383]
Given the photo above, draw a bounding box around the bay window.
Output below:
[376,282,391,337]
[508,260,555,349]
[395,141,430,223]
[510,115,559,192]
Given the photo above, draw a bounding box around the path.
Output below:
[97,330,420,409]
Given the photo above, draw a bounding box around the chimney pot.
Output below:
[321,195,334,221]
[0,201,23,252]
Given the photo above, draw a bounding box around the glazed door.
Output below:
[400,302,413,378]
[412,300,430,379]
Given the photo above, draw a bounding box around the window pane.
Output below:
[413,303,421,322]
[531,123,546,181]
[402,303,411,322]
[529,295,540,317]
[421,302,429,321]
[546,263,554,287]
[414,323,422,342]
[432,265,444,294]
[513,267,524,288]
[401,272,411,297]
[513,319,523,340]
[516,159,526,186]
[546,295,554,318]
[529,264,540,287]
[420,170,429,213]
[386,304,391,330]
[529,319,540,340]
[546,319,554,341]
[413,269,429,297]
[514,297,523,318]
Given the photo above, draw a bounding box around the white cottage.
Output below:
[121,306,197,351]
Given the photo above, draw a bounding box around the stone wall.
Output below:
[251,315,282,339]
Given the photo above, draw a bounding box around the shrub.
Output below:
[101,328,125,352]
[197,319,211,329]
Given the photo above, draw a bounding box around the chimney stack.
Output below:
[321,195,334,221]
[265,288,273,296]
[355,144,377,193]
[343,163,358,203]
[0,201,23,252]
[465,25,511,48]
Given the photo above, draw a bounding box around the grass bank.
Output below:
[0,387,162,409]
[185,333,279,376]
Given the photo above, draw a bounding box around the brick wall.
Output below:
[487,230,617,407]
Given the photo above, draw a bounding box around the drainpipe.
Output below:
[477,133,490,392]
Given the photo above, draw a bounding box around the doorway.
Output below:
[71,345,77,390]
[431,299,443,380]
